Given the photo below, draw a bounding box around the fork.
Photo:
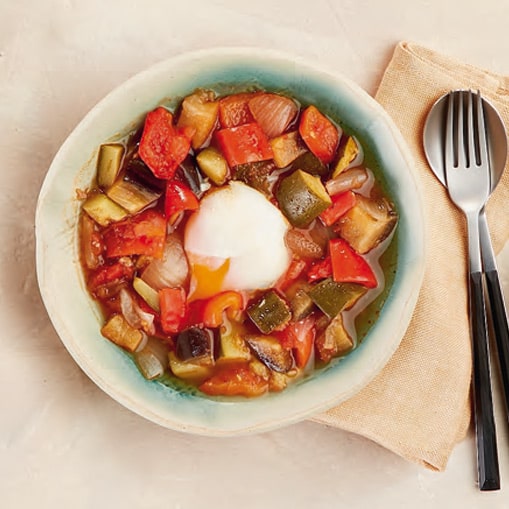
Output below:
[444,89,500,491]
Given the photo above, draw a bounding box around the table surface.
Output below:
[2,1,509,507]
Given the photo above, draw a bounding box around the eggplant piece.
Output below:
[270,130,307,168]
[133,337,169,380]
[168,351,213,382]
[234,160,276,197]
[276,169,331,228]
[335,194,398,254]
[101,314,146,353]
[315,313,354,363]
[218,322,252,363]
[247,290,291,334]
[307,278,366,319]
[175,326,216,366]
[97,143,125,189]
[246,335,294,373]
[82,193,129,227]
[175,155,205,197]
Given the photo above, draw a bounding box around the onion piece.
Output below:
[248,93,299,139]
[119,288,155,336]
[325,167,370,196]
[141,234,189,290]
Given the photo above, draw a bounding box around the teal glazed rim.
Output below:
[36,48,425,435]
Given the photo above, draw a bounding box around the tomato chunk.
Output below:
[299,105,339,164]
[307,256,332,282]
[278,316,316,368]
[329,238,377,288]
[139,107,195,179]
[215,122,273,167]
[159,287,187,334]
[319,190,357,227]
[88,262,134,294]
[103,209,167,259]
[199,366,268,397]
[203,291,245,328]
[164,180,199,219]
[218,92,258,128]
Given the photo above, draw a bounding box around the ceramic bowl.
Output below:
[36,48,425,435]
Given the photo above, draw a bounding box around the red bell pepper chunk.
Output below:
[307,256,332,282]
[215,122,273,168]
[139,107,195,180]
[164,180,199,219]
[278,316,316,368]
[329,238,377,288]
[184,299,208,328]
[199,366,268,397]
[203,291,245,328]
[103,209,167,259]
[159,287,187,334]
[319,190,357,227]
[218,92,258,128]
[299,105,339,164]
[88,262,134,294]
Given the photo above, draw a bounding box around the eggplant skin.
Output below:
[175,327,215,366]
[245,335,293,373]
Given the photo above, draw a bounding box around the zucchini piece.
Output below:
[290,287,315,321]
[177,89,219,149]
[82,193,129,227]
[276,169,332,228]
[175,327,215,367]
[315,313,353,363]
[332,136,360,178]
[247,290,291,334]
[133,337,169,380]
[196,147,229,185]
[101,314,145,353]
[132,276,160,312]
[335,195,398,254]
[97,143,125,189]
[234,160,276,197]
[218,321,252,363]
[270,131,307,168]
[168,351,213,382]
[291,150,328,177]
[307,278,366,319]
[245,335,294,373]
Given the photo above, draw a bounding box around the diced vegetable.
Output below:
[276,258,308,292]
[177,89,219,149]
[101,314,146,353]
[119,288,155,335]
[270,130,307,168]
[278,316,315,368]
[105,176,162,215]
[276,169,331,228]
[203,291,244,328]
[141,234,189,291]
[164,180,199,219]
[289,286,315,321]
[307,257,332,282]
[315,313,353,363]
[218,92,258,128]
[290,150,328,176]
[168,351,213,382]
[285,228,324,259]
[103,209,167,259]
[139,107,194,179]
[234,160,276,196]
[332,136,361,178]
[269,371,290,392]
[319,190,357,227]
[245,335,294,373]
[175,156,205,197]
[307,278,366,319]
[133,337,169,380]
[299,105,341,164]
[325,167,370,196]
[199,365,269,397]
[247,290,291,334]
[159,287,187,334]
[329,238,377,288]
[133,276,160,312]
[80,213,104,270]
[97,143,125,189]
[196,146,229,185]
[248,93,298,138]
[335,195,398,254]
[218,321,252,363]
[215,122,273,168]
[88,261,134,297]
[175,326,215,366]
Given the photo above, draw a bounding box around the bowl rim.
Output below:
[35,46,425,436]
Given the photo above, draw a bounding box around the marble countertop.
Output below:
[2,1,509,507]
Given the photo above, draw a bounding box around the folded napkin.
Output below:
[312,41,509,471]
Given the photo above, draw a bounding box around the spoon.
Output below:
[423,91,509,423]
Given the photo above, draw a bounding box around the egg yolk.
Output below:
[187,257,231,301]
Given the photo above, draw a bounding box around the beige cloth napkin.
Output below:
[312,41,509,471]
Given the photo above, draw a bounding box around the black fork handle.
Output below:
[469,271,500,490]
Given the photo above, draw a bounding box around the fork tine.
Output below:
[466,90,475,168]
[445,91,456,169]
[456,91,467,169]
[476,90,489,168]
